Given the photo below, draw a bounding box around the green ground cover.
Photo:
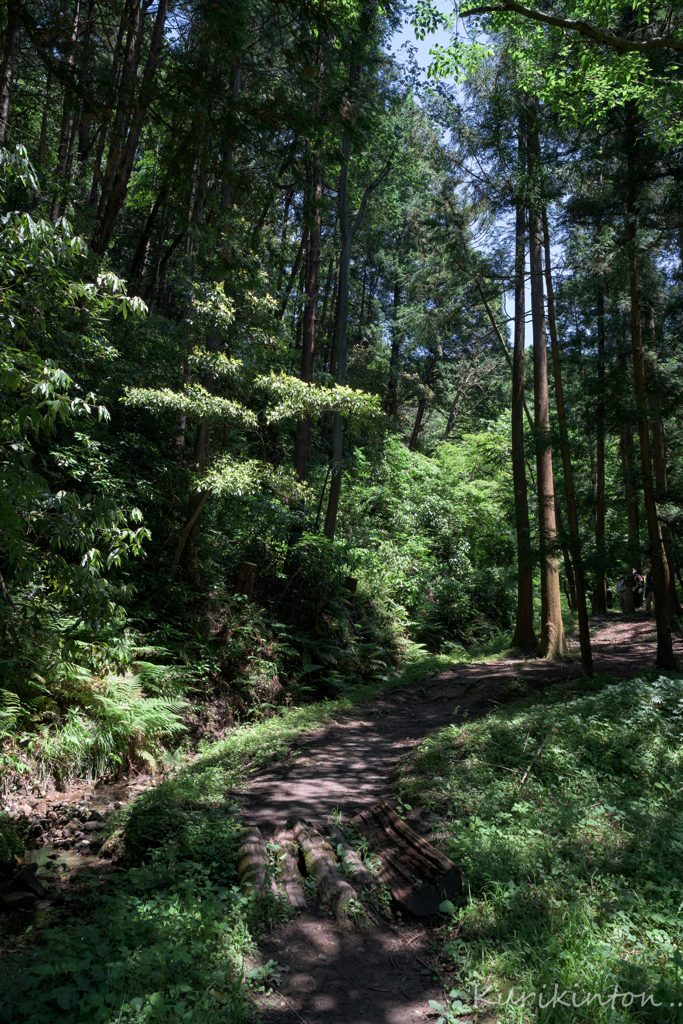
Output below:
[0,639,515,1024]
[399,672,683,1023]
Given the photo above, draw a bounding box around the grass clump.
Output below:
[401,672,683,1023]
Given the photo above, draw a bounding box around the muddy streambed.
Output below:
[0,770,168,934]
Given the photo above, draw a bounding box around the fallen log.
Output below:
[273,832,307,911]
[325,822,376,890]
[236,827,278,899]
[292,820,357,923]
[351,800,462,917]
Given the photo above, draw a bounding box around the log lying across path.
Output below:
[239,804,462,921]
[236,827,278,899]
[293,820,357,923]
[274,831,308,911]
[325,821,376,890]
[351,800,462,916]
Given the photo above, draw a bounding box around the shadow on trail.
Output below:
[257,908,441,1024]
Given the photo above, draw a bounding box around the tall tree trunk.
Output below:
[528,111,566,660]
[277,230,307,321]
[88,12,127,211]
[76,0,96,165]
[95,0,142,222]
[594,277,607,613]
[324,125,353,543]
[295,154,322,481]
[442,366,476,442]
[511,139,537,649]
[625,116,674,668]
[542,208,591,672]
[129,177,167,283]
[221,61,240,211]
[408,349,438,451]
[650,389,683,616]
[619,422,639,613]
[146,175,171,311]
[324,98,391,540]
[642,297,682,617]
[385,281,402,417]
[0,0,23,146]
[91,0,168,254]
[317,246,336,358]
[38,67,52,165]
[50,0,81,222]
[554,501,577,610]
[277,190,293,292]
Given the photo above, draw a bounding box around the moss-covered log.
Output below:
[274,832,308,910]
[292,820,357,923]
[325,822,376,889]
[236,827,277,899]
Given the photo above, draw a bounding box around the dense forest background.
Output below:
[1,0,683,783]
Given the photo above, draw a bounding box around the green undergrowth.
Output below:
[0,772,292,1023]
[1,857,251,1023]
[112,635,520,871]
[0,638,510,1023]
[399,671,683,1023]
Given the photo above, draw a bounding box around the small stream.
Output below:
[0,769,173,933]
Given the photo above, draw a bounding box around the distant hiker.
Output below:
[644,564,654,616]
[616,575,629,613]
[632,570,644,609]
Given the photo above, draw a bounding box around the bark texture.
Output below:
[528,113,566,659]
[510,152,537,649]
[625,119,674,667]
[543,208,592,673]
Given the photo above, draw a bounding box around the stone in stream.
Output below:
[10,866,46,899]
[83,820,106,832]
[99,830,125,860]
[0,891,36,911]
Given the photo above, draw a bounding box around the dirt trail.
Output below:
[3,614,679,1019]
[243,614,683,1024]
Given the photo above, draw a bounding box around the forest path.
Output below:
[244,611,683,1024]
[238,611,680,832]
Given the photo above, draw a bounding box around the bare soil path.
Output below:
[243,613,683,1024]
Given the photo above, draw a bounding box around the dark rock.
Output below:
[87,810,103,822]
[128,774,150,786]
[1,890,36,910]
[10,866,47,899]
[83,821,106,832]
[100,830,125,860]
